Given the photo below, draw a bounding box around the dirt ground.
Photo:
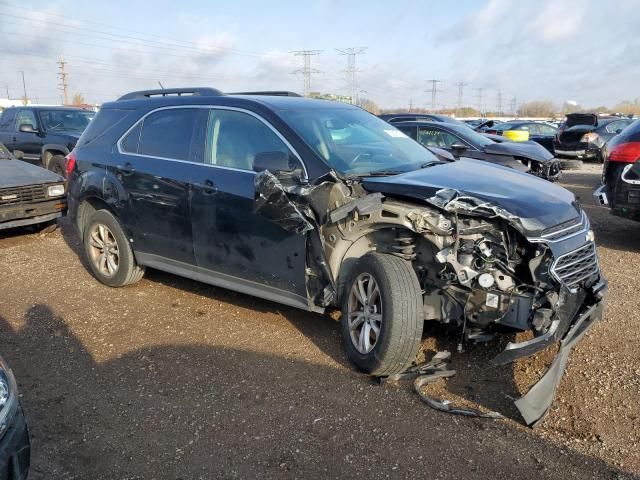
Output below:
[0,164,638,479]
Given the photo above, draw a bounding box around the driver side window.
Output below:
[15,110,37,130]
[417,127,461,148]
[205,109,298,171]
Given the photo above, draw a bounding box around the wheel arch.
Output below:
[41,144,69,169]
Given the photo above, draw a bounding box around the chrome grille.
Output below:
[551,242,599,288]
[0,185,48,206]
[541,212,585,242]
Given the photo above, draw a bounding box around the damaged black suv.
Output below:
[68,88,607,425]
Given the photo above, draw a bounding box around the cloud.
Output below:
[528,1,586,42]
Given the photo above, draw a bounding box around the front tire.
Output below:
[341,253,423,377]
[49,155,67,178]
[82,209,145,287]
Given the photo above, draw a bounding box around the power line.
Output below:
[336,47,366,105]
[425,79,442,112]
[454,81,469,116]
[476,88,484,115]
[57,55,69,105]
[291,50,322,96]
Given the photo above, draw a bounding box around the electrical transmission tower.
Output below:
[57,55,69,105]
[454,81,469,116]
[509,96,517,116]
[425,79,442,112]
[496,90,503,117]
[336,47,366,104]
[408,99,413,112]
[291,50,322,96]
[476,88,484,115]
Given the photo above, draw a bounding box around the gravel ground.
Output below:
[0,163,638,479]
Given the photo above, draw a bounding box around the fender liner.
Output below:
[41,144,70,169]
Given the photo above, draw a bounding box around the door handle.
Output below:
[116,162,135,175]
[195,179,218,195]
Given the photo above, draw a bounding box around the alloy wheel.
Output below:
[347,273,383,354]
[88,223,120,277]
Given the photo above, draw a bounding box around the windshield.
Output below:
[493,122,519,131]
[40,110,95,132]
[279,107,440,175]
[440,123,495,148]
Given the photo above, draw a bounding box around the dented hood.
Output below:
[483,140,554,162]
[361,159,580,237]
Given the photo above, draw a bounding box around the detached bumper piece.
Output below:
[0,199,66,231]
[494,280,608,426]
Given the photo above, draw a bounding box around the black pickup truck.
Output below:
[0,106,94,176]
[0,143,66,231]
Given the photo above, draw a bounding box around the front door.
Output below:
[114,107,207,264]
[189,107,308,307]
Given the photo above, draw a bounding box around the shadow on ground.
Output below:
[1,305,634,479]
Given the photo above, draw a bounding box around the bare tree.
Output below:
[71,93,85,106]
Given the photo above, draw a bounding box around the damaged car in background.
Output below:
[391,120,561,181]
[67,88,607,426]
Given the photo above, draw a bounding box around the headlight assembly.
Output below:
[47,184,65,197]
[580,132,600,144]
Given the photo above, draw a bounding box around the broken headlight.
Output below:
[580,132,600,144]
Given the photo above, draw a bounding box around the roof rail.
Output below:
[117,87,224,101]
[228,91,302,97]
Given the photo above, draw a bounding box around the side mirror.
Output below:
[450,143,468,157]
[253,151,294,175]
[18,124,38,134]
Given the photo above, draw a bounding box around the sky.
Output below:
[1,0,640,109]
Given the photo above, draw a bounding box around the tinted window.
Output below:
[205,109,293,170]
[77,108,131,147]
[606,120,629,134]
[138,109,198,161]
[417,126,462,148]
[120,123,142,153]
[0,109,16,130]
[537,124,557,135]
[395,126,417,139]
[15,110,37,130]
[40,109,94,131]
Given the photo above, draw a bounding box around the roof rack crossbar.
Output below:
[117,87,224,101]
[228,91,302,97]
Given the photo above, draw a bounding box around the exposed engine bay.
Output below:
[255,169,608,426]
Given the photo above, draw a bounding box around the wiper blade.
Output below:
[420,160,447,168]
[365,170,405,177]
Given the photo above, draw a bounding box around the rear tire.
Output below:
[49,155,67,178]
[341,252,423,377]
[560,159,583,170]
[82,209,145,287]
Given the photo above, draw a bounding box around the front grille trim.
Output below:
[550,242,600,289]
[0,184,48,206]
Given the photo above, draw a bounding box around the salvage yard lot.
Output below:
[0,165,638,479]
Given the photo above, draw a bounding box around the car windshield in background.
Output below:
[40,110,95,131]
[441,123,495,148]
[493,122,519,131]
[279,107,439,176]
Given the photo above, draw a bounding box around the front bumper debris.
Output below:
[495,280,608,426]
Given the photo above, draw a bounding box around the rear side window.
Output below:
[138,109,198,161]
[77,108,131,147]
[120,123,142,153]
[418,126,461,148]
[0,109,16,130]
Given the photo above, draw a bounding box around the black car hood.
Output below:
[483,140,554,162]
[362,159,580,237]
[0,159,64,188]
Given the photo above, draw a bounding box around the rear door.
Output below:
[0,109,17,150]
[115,107,206,264]
[189,107,308,306]
[12,109,44,162]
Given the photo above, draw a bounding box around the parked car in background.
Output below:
[68,87,607,425]
[0,106,95,177]
[0,355,30,479]
[554,113,633,169]
[595,119,640,221]
[393,120,561,181]
[0,142,66,232]
[378,113,470,128]
[486,121,558,153]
